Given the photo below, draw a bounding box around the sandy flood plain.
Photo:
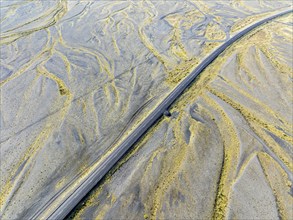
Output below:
[0,0,292,219]
[68,13,293,220]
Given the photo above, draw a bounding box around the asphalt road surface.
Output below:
[31,8,293,220]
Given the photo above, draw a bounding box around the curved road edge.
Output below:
[31,8,293,220]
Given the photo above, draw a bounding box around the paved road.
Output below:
[31,8,292,220]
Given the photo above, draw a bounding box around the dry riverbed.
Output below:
[67,12,293,220]
[0,0,292,219]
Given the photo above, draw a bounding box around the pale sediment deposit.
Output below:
[0,1,292,219]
